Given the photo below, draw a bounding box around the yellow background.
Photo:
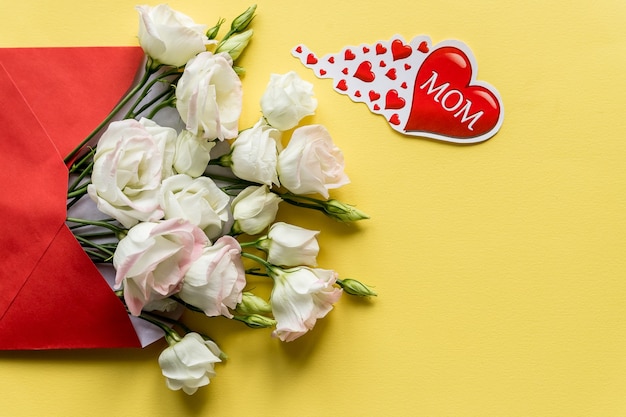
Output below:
[1,0,626,416]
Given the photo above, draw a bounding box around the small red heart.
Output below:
[295,46,303,53]
[355,90,362,97]
[379,60,386,67]
[342,67,349,75]
[389,114,401,125]
[354,61,375,82]
[391,39,412,60]
[307,53,318,65]
[401,81,408,89]
[363,46,370,53]
[404,63,411,70]
[336,79,348,91]
[418,41,429,53]
[345,49,356,60]
[385,68,397,80]
[369,90,381,101]
[376,44,387,55]
[328,56,335,63]
[319,69,327,76]
[374,104,381,111]
[385,89,405,109]
[405,46,502,142]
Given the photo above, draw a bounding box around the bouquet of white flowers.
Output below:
[65,4,375,395]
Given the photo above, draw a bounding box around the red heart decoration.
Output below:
[355,90,362,97]
[319,69,327,76]
[391,39,412,60]
[385,68,397,80]
[369,90,381,101]
[379,60,386,67]
[342,67,349,75]
[328,56,335,63]
[344,49,356,60]
[354,61,375,82]
[418,41,429,53]
[295,45,303,53]
[374,104,381,111]
[376,44,387,55]
[363,46,370,53]
[389,114,401,125]
[405,46,502,142]
[306,53,318,65]
[385,89,405,109]
[336,79,348,91]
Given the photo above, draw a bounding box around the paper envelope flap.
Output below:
[0,47,145,156]
[0,48,145,349]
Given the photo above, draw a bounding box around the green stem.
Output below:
[124,69,181,119]
[67,184,89,199]
[73,235,116,256]
[130,87,173,118]
[63,58,157,164]
[170,295,205,314]
[137,313,181,344]
[67,159,94,193]
[66,217,125,234]
[241,251,273,274]
[146,97,175,119]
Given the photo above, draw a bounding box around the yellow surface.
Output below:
[2,0,626,416]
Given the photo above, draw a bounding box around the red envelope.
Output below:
[0,47,147,349]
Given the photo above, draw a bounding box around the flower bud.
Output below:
[230,5,256,33]
[235,313,277,328]
[206,18,225,40]
[216,30,254,61]
[236,292,272,315]
[337,278,377,297]
[323,199,369,222]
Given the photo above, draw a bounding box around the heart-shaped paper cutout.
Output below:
[404,45,502,142]
[292,36,503,144]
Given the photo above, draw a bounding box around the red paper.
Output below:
[0,47,146,349]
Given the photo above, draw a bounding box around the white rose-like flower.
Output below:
[230,119,281,186]
[277,125,350,199]
[260,71,317,131]
[159,174,230,241]
[158,332,222,395]
[261,222,319,267]
[173,130,216,177]
[179,236,246,318]
[87,118,176,228]
[113,219,208,316]
[270,267,342,342]
[176,51,242,140]
[231,185,282,235]
[136,4,213,67]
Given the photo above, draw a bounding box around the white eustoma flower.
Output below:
[159,174,230,241]
[173,130,216,177]
[158,332,222,395]
[87,118,176,228]
[270,267,342,342]
[136,4,213,67]
[277,124,349,199]
[179,236,246,318]
[262,222,319,267]
[113,219,208,316]
[230,119,281,186]
[260,71,317,131]
[176,51,242,140]
[231,185,282,235]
